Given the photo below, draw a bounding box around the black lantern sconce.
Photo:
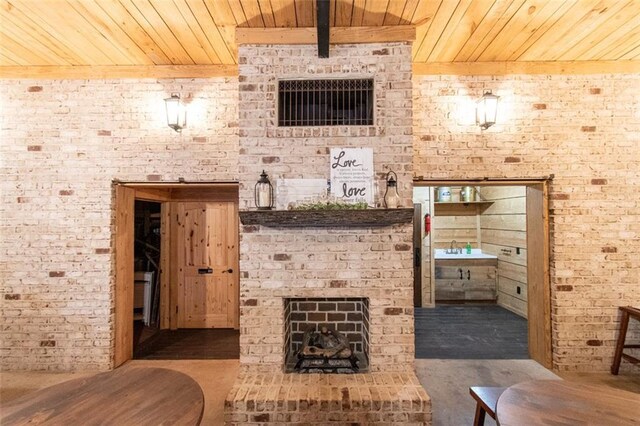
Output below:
[255,170,274,210]
[476,90,499,130]
[164,93,187,132]
[384,171,400,209]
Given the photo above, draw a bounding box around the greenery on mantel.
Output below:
[292,201,369,211]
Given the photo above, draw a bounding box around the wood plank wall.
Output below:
[433,186,479,250]
[479,186,528,318]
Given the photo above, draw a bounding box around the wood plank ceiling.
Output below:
[1,0,639,76]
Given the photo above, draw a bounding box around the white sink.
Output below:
[433,248,497,260]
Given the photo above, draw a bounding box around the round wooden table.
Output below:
[496,380,640,426]
[1,367,204,426]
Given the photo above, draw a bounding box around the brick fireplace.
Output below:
[225,41,431,424]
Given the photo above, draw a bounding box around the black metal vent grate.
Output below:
[278,79,374,126]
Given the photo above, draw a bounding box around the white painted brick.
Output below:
[1,78,238,371]
[413,74,640,372]
[1,59,638,375]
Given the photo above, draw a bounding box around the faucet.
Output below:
[447,240,462,254]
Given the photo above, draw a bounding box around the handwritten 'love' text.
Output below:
[331,150,361,169]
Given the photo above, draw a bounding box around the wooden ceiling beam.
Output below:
[2,61,638,79]
[236,26,416,45]
[413,61,640,75]
[316,0,330,58]
[0,65,238,79]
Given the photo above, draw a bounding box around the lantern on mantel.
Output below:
[164,93,187,132]
[255,170,274,210]
[383,171,400,209]
[476,90,499,130]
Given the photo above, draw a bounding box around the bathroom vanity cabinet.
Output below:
[434,258,497,301]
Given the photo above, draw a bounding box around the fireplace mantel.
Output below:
[239,208,413,227]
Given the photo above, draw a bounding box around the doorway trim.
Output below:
[113,181,240,368]
[414,178,552,368]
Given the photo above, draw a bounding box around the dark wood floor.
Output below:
[133,305,525,360]
[134,328,240,360]
[415,305,528,359]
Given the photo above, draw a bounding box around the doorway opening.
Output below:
[114,183,240,366]
[412,180,551,367]
[132,200,162,353]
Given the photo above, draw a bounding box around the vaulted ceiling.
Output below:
[1,0,639,77]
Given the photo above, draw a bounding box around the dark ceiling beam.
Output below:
[316,0,330,58]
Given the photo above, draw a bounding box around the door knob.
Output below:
[223,268,233,273]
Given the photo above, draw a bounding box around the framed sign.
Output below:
[329,148,374,205]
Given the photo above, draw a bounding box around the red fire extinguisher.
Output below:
[424,213,431,235]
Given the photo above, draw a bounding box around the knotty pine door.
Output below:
[176,202,238,329]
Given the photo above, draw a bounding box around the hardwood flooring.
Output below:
[416,359,559,426]
[415,305,528,359]
[134,329,239,360]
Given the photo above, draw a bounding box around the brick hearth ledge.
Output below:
[224,370,431,424]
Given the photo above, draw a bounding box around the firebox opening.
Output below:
[284,297,370,373]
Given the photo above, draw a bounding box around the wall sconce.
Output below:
[476,90,499,130]
[164,93,187,132]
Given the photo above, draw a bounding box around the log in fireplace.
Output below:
[295,326,360,373]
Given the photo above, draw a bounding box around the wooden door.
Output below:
[177,202,238,329]
[526,182,552,368]
[413,203,422,307]
[114,185,135,367]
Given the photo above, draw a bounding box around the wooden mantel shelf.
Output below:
[239,208,414,227]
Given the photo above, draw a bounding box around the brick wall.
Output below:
[0,78,238,370]
[413,74,640,371]
[1,71,638,373]
[238,43,415,372]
